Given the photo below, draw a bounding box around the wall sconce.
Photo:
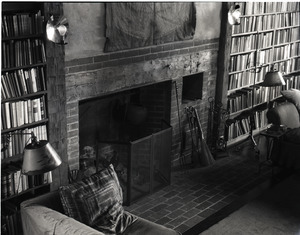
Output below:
[46,15,69,45]
[228,4,241,25]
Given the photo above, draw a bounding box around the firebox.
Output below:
[98,123,172,205]
[79,80,172,205]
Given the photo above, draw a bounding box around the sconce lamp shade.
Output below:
[46,15,68,44]
[261,70,286,87]
[22,140,62,175]
[228,5,241,25]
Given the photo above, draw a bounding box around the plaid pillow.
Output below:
[59,164,137,234]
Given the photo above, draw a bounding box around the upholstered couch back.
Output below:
[267,102,300,129]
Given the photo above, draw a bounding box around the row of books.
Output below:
[232,32,273,54]
[274,28,300,46]
[231,49,274,70]
[1,125,48,160]
[1,67,46,99]
[233,15,275,34]
[228,66,269,91]
[231,34,257,54]
[230,52,256,72]
[1,163,52,199]
[227,86,283,114]
[226,109,268,141]
[273,44,292,62]
[1,96,47,130]
[2,38,46,69]
[230,51,299,74]
[231,32,299,55]
[285,76,300,91]
[277,12,300,28]
[238,2,300,16]
[233,12,299,35]
[1,202,22,235]
[275,58,300,75]
[2,10,44,38]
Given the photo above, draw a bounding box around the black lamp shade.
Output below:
[22,140,62,175]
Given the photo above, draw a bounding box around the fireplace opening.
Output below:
[79,80,173,205]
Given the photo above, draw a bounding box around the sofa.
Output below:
[21,165,180,235]
[267,98,300,169]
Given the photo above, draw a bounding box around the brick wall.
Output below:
[65,38,219,170]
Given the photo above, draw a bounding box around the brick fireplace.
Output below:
[65,38,219,171]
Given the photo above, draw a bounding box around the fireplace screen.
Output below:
[98,124,172,205]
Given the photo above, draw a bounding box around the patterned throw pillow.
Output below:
[59,164,137,234]
[281,88,300,115]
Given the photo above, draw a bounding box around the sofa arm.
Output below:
[21,204,104,235]
[267,102,300,129]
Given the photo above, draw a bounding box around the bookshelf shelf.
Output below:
[1,90,48,103]
[1,62,47,73]
[1,119,49,134]
[220,2,300,146]
[2,33,44,41]
[1,153,23,165]
[1,183,51,202]
[226,125,270,147]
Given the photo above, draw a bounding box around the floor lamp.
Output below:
[246,31,262,148]
[261,65,286,109]
[2,132,62,175]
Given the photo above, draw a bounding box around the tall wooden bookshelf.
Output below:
[217,2,300,147]
[1,3,51,234]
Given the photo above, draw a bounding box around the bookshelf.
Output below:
[219,2,300,146]
[1,3,51,234]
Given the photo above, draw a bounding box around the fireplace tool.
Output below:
[186,107,201,166]
[208,97,229,157]
[186,106,215,167]
[174,81,187,168]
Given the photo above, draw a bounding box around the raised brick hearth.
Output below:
[65,38,219,170]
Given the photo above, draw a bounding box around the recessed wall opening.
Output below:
[182,72,204,102]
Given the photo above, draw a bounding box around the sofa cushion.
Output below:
[281,89,300,115]
[59,164,137,234]
[283,127,300,144]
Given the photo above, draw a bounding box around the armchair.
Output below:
[266,102,300,169]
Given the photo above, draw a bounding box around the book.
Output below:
[18,69,28,95]
[40,96,46,119]
[30,68,38,92]
[4,102,11,129]
[24,70,33,94]
[27,99,33,123]
[40,67,46,90]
